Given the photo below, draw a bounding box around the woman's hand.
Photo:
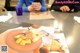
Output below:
[60,6,70,12]
[71,9,74,12]
[28,5,34,11]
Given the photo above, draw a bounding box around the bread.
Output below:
[50,39,61,51]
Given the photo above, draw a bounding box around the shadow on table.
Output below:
[0,22,32,33]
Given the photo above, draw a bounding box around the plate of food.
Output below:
[0,26,69,53]
[5,28,42,52]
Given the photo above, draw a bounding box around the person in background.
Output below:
[5,0,15,11]
[17,0,46,12]
[50,0,80,12]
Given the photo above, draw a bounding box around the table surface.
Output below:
[0,11,80,53]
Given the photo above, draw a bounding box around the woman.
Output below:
[17,0,46,12]
[50,0,80,12]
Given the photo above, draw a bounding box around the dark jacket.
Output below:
[50,0,80,12]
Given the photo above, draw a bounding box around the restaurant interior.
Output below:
[0,0,80,53]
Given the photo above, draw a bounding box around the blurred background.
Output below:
[0,0,54,11]
[0,0,5,7]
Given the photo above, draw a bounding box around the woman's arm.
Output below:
[40,0,46,11]
[22,7,29,12]
[17,0,29,12]
[50,1,62,11]
[17,0,24,7]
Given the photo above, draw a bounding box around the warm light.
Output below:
[46,4,51,8]
[54,20,59,29]
[59,23,63,31]
[66,36,73,46]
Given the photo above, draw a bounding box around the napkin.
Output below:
[0,12,12,22]
[30,12,54,20]
[74,16,80,23]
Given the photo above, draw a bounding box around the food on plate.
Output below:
[34,46,56,53]
[20,40,27,45]
[19,39,32,45]
[32,24,40,28]
[25,38,32,44]
[34,48,40,53]
[50,39,61,51]
[31,30,44,42]
[15,33,32,45]
[15,34,21,38]
[40,47,49,53]
[16,38,22,44]
[15,30,43,46]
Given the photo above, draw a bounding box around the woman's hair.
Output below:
[34,0,42,4]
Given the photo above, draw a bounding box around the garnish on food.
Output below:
[15,30,43,46]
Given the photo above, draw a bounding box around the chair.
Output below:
[5,0,16,11]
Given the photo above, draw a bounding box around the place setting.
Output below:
[0,22,70,53]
